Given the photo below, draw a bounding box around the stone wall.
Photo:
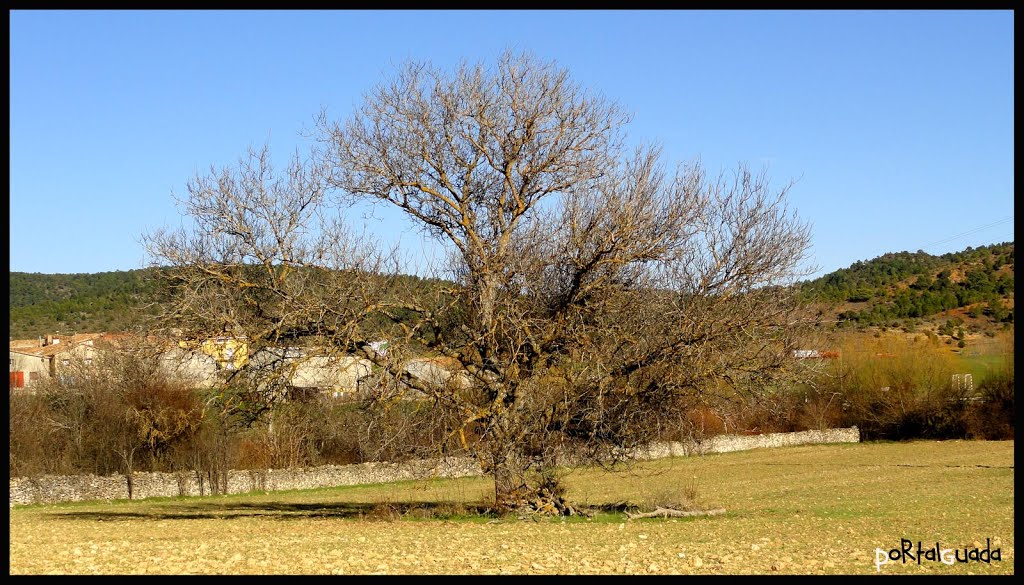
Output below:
[636,426,861,460]
[9,458,482,507]
[9,427,858,506]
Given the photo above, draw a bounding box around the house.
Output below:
[9,334,103,389]
[178,336,249,372]
[246,347,373,397]
[402,356,472,391]
[150,335,250,388]
[8,330,469,397]
[10,345,57,388]
[156,346,220,388]
[9,332,224,390]
[289,355,372,395]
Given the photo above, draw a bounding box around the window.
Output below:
[61,359,71,366]
[84,358,93,366]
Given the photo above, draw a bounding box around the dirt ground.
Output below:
[9,440,1014,575]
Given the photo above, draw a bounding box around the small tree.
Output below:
[145,50,813,514]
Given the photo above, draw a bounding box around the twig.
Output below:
[625,507,726,519]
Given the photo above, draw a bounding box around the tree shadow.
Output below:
[50,500,501,522]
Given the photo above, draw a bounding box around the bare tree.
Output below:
[144,144,432,418]
[145,49,814,515]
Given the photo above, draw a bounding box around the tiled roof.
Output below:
[9,344,67,358]
[10,332,106,357]
[8,339,42,349]
[10,333,103,347]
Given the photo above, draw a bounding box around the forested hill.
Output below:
[799,241,1014,327]
[8,241,1015,339]
[7,268,445,340]
[8,269,159,339]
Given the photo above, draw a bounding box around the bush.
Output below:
[9,350,203,479]
[799,333,1015,441]
[967,361,1014,439]
[10,371,465,479]
[804,338,936,439]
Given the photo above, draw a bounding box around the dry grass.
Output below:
[9,440,1014,575]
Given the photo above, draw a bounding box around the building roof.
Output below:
[9,332,122,357]
[9,344,69,358]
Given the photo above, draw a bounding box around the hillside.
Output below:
[8,269,159,339]
[799,241,1014,333]
[8,242,1015,339]
[7,268,447,340]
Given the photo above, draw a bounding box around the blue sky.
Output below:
[9,10,1014,279]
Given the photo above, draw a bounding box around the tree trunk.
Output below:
[487,439,528,513]
[476,271,499,331]
[122,450,135,500]
[492,465,529,513]
[125,471,134,501]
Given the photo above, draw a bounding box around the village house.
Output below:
[10,331,472,398]
[246,347,373,398]
[9,333,103,389]
[402,356,472,391]
[156,345,220,388]
[150,334,250,388]
[9,332,219,390]
[172,335,249,372]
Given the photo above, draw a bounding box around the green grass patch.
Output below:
[957,352,1011,384]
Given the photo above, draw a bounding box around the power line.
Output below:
[920,217,1014,251]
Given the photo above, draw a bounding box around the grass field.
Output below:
[9,440,1014,575]
[958,351,1011,384]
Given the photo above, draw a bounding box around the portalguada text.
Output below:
[875,538,1002,571]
